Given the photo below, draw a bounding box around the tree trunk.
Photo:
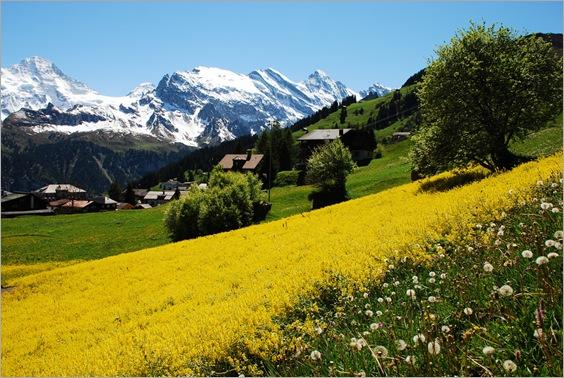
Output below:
[491,143,519,171]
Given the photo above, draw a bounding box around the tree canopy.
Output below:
[411,23,562,174]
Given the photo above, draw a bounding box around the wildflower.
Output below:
[441,325,450,333]
[378,297,384,303]
[405,355,416,365]
[428,296,437,303]
[413,334,426,345]
[414,284,422,290]
[428,278,436,284]
[427,340,441,355]
[521,250,533,258]
[440,273,447,279]
[372,345,389,358]
[382,282,389,288]
[412,276,419,283]
[555,242,563,250]
[362,331,370,336]
[545,239,556,247]
[406,289,416,299]
[552,207,560,213]
[497,229,504,237]
[385,297,392,303]
[464,307,473,316]
[503,359,517,373]
[429,271,436,277]
[536,256,549,265]
[498,285,514,297]
[355,371,366,378]
[483,262,494,272]
[365,310,374,317]
[363,292,369,299]
[536,180,544,186]
[475,224,482,230]
[315,326,323,335]
[548,252,559,259]
[395,339,407,351]
[540,202,552,210]
[554,230,563,240]
[376,311,383,316]
[483,346,495,355]
[508,189,514,195]
[310,350,322,361]
[494,239,502,246]
[533,328,543,338]
[393,281,400,286]
[370,322,383,331]
[428,313,436,321]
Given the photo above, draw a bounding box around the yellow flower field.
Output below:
[1,155,561,376]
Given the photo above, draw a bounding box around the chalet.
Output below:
[218,151,264,173]
[161,179,191,191]
[1,192,51,217]
[116,202,135,210]
[92,196,118,211]
[34,184,87,201]
[57,200,96,214]
[297,128,376,165]
[142,190,179,207]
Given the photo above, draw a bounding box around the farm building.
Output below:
[92,196,118,211]
[161,179,191,191]
[57,200,96,214]
[142,190,179,207]
[1,192,51,217]
[218,151,264,173]
[297,128,376,165]
[34,184,87,201]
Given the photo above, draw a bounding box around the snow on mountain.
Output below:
[2,57,385,147]
[359,82,393,99]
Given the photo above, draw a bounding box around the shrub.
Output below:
[273,170,300,187]
[164,167,267,241]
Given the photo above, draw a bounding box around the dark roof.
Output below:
[1,209,55,217]
[93,196,118,205]
[218,154,264,170]
[297,128,352,141]
[1,193,30,203]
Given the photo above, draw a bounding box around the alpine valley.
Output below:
[1,57,390,192]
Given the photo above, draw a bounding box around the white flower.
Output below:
[464,307,473,316]
[388,264,395,270]
[406,289,416,299]
[482,346,495,355]
[376,310,383,316]
[385,297,392,303]
[441,325,450,333]
[370,322,382,331]
[405,355,416,365]
[548,252,559,259]
[395,339,407,351]
[552,207,560,213]
[555,242,563,250]
[315,326,323,335]
[382,283,389,288]
[533,328,543,338]
[413,333,426,345]
[483,262,494,272]
[537,180,544,186]
[498,284,514,297]
[536,256,549,265]
[545,239,556,247]
[503,359,517,373]
[440,273,447,279]
[363,292,369,299]
[372,345,389,358]
[554,230,563,240]
[414,284,422,290]
[363,331,370,336]
[428,277,436,284]
[521,250,533,258]
[378,297,384,303]
[310,350,322,361]
[428,296,437,303]
[540,202,553,210]
[429,271,436,277]
[393,280,400,286]
[497,229,504,237]
[365,310,374,317]
[427,340,441,355]
[412,276,419,283]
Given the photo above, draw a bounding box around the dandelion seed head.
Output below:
[395,339,407,351]
[482,346,495,355]
[365,310,374,317]
[498,284,514,297]
[521,250,533,258]
[373,345,389,358]
[413,333,426,345]
[427,340,441,355]
[310,350,322,361]
[441,325,450,333]
[547,252,559,259]
[464,307,473,316]
[503,360,517,373]
[483,262,494,272]
[406,289,416,299]
[536,256,549,265]
[378,297,384,303]
[533,328,543,338]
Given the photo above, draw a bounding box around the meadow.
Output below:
[2,154,561,376]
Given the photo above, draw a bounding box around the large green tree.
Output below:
[411,23,562,174]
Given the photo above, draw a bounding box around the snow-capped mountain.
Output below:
[359,82,392,99]
[2,57,369,147]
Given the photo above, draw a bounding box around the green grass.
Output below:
[1,206,168,266]
[510,121,563,158]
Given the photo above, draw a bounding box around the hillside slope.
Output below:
[2,154,560,376]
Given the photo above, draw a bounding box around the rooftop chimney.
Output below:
[339,129,344,136]
[246,149,252,161]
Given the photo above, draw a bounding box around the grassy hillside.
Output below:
[2,155,560,376]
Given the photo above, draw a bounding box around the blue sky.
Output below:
[2,1,562,96]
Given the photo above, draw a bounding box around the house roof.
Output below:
[61,200,93,209]
[144,191,176,201]
[93,196,118,205]
[297,129,352,141]
[392,132,411,137]
[35,184,86,194]
[1,193,29,203]
[117,202,135,210]
[218,154,264,170]
[49,199,71,207]
[136,203,152,209]
[131,189,149,197]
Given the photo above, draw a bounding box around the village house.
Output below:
[218,150,264,173]
[297,128,376,165]
[142,190,180,207]
[56,200,96,214]
[1,192,52,218]
[92,196,118,211]
[161,179,191,191]
[34,184,87,201]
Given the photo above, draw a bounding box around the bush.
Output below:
[273,170,300,187]
[164,167,268,241]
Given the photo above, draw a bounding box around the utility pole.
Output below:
[268,119,273,202]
